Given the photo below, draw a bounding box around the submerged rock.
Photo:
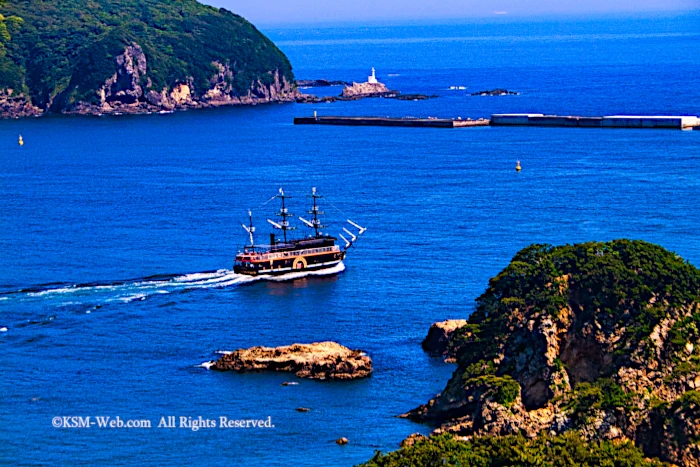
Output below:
[296,79,350,87]
[211,341,372,380]
[295,94,339,104]
[470,89,519,96]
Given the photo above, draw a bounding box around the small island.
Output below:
[470,89,520,96]
[210,341,373,380]
[296,79,350,88]
[363,240,700,467]
[296,68,434,103]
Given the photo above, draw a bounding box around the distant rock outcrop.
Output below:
[405,240,700,467]
[211,342,372,380]
[295,76,436,104]
[341,81,396,99]
[470,89,519,96]
[296,79,350,87]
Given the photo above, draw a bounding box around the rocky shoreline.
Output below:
[0,62,439,118]
[210,341,373,381]
[0,43,300,119]
[398,240,700,467]
[0,89,43,118]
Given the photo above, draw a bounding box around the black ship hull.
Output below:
[234,250,345,276]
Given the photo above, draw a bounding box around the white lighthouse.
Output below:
[368,67,378,84]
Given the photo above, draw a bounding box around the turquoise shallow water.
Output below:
[1,12,700,466]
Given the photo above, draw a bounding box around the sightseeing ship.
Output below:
[233,188,366,276]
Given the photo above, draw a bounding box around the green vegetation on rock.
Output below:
[0,0,294,113]
[0,0,22,86]
[563,378,638,425]
[361,433,669,467]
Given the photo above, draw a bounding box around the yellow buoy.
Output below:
[18,135,23,146]
[516,160,521,172]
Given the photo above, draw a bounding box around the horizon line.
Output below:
[248,8,698,28]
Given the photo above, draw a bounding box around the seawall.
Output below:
[294,116,489,128]
[491,114,700,129]
[294,114,700,130]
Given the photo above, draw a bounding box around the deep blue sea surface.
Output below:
[1,12,700,466]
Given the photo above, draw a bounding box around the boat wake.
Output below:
[0,262,346,308]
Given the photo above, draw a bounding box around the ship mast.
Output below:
[298,187,326,238]
[267,188,296,244]
[309,187,326,237]
[242,210,255,247]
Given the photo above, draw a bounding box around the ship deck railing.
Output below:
[245,245,339,262]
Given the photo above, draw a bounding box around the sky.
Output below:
[204,0,699,25]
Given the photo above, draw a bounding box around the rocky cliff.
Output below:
[58,44,298,116]
[0,0,298,118]
[0,88,41,118]
[405,240,700,466]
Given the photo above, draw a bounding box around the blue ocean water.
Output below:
[1,12,700,466]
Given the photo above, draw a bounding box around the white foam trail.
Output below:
[201,275,260,289]
[27,287,77,297]
[176,270,229,281]
[112,293,148,303]
[10,262,346,306]
[264,262,346,282]
[215,350,234,355]
[200,361,215,370]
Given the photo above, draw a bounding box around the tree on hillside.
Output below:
[0,0,22,58]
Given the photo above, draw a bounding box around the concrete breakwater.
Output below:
[294,114,700,129]
[491,114,700,129]
[294,116,489,128]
